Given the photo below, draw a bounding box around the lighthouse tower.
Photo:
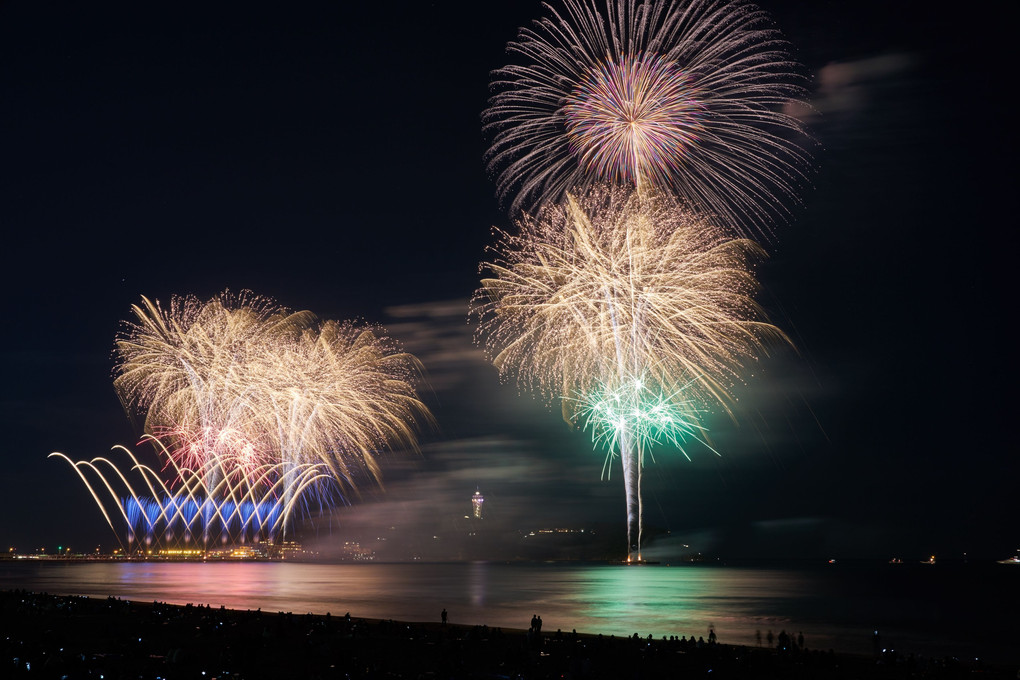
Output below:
[471,488,484,519]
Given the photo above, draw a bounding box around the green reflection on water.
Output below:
[566,565,726,637]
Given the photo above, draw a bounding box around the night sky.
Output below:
[0,1,1011,561]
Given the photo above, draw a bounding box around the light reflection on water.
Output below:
[1,560,1014,662]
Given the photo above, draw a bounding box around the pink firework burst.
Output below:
[564,53,705,190]
[155,426,272,484]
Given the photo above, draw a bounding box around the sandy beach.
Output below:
[2,589,1013,679]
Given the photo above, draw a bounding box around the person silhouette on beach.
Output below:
[441,608,447,625]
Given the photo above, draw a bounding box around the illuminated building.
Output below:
[156,548,205,558]
[267,541,304,560]
[338,541,375,561]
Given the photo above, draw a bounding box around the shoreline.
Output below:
[3,589,1014,679]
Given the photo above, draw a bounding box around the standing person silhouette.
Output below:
[441,608,447,625]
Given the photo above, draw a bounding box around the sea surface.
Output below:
[1,559,1016,664]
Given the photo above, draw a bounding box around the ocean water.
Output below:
[1,559,1016,664]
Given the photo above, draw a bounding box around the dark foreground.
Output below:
[2,590,1013,679]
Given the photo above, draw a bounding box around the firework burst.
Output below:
[485,0,809,234]
[577,373,715,473]
[113,291,313,447]
[475,186,788,556]
[475,186,787,415]
[153,425,272,482]
[113,291,433,502]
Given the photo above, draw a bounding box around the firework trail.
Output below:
[113,291,433,513]
[49,441,336,551]
[475,186,788,557]
[485,0,809,234]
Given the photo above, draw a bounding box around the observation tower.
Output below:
[471,488,484,519]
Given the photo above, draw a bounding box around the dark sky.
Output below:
[0,1,1012,560]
